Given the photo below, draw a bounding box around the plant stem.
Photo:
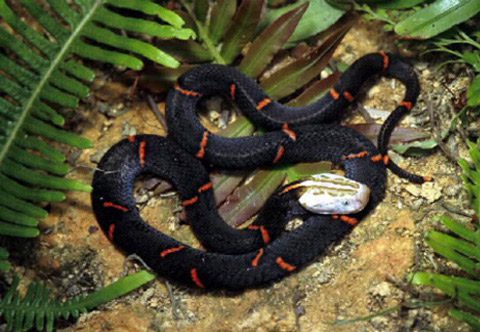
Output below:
[179,0,226,65]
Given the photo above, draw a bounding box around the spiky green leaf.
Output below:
[239,3,309,77]
[221,0,265,64]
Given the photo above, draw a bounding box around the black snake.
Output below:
[91,52,427,290]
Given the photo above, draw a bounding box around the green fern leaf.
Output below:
[411,138,480,330]
[0,271,155,332]
[0,0,195,239]
[459,139,480,214]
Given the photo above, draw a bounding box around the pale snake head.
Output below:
[282,173,371,215]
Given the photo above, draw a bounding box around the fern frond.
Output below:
[0,271,155,332]
[411,139,480,330]
[459,139,480,213]
[0,0,194,238]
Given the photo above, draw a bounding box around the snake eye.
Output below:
[343,201,349,206]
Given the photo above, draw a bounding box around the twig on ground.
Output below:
[147,94,168,131]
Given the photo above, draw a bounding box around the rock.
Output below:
[404,182,442,204]
[420,182,442,203]
[405,183,421,197]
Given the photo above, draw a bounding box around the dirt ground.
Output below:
[6,19,475,332]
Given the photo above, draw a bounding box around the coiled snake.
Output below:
[91,52,428,290]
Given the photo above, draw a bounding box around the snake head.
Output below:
[280,173,371,215]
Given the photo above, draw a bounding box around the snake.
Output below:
[91,52,428,290]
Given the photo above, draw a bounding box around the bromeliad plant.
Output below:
[148,0,431,226]
[409,139,480,331]
[0,0,194,248]
[145,0,347,91]
[141,0,357,226]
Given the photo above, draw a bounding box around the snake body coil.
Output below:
[92,52,423,290]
